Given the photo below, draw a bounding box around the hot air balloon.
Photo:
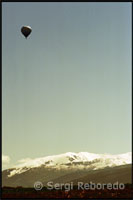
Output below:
[21,26,32,39]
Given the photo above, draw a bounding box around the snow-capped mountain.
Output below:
[2,152,132,187]
[7,152,132,177]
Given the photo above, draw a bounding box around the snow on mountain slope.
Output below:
[8,152,132,177]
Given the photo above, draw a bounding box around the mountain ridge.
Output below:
[2,151,132,187]
[4,152,131,177]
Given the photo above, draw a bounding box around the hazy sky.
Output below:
[2,2,131,168]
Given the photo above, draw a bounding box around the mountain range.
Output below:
[2,152,132,187]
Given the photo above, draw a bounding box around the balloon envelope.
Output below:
[21,26,32,38]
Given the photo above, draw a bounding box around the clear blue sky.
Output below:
[2,3,131,168]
